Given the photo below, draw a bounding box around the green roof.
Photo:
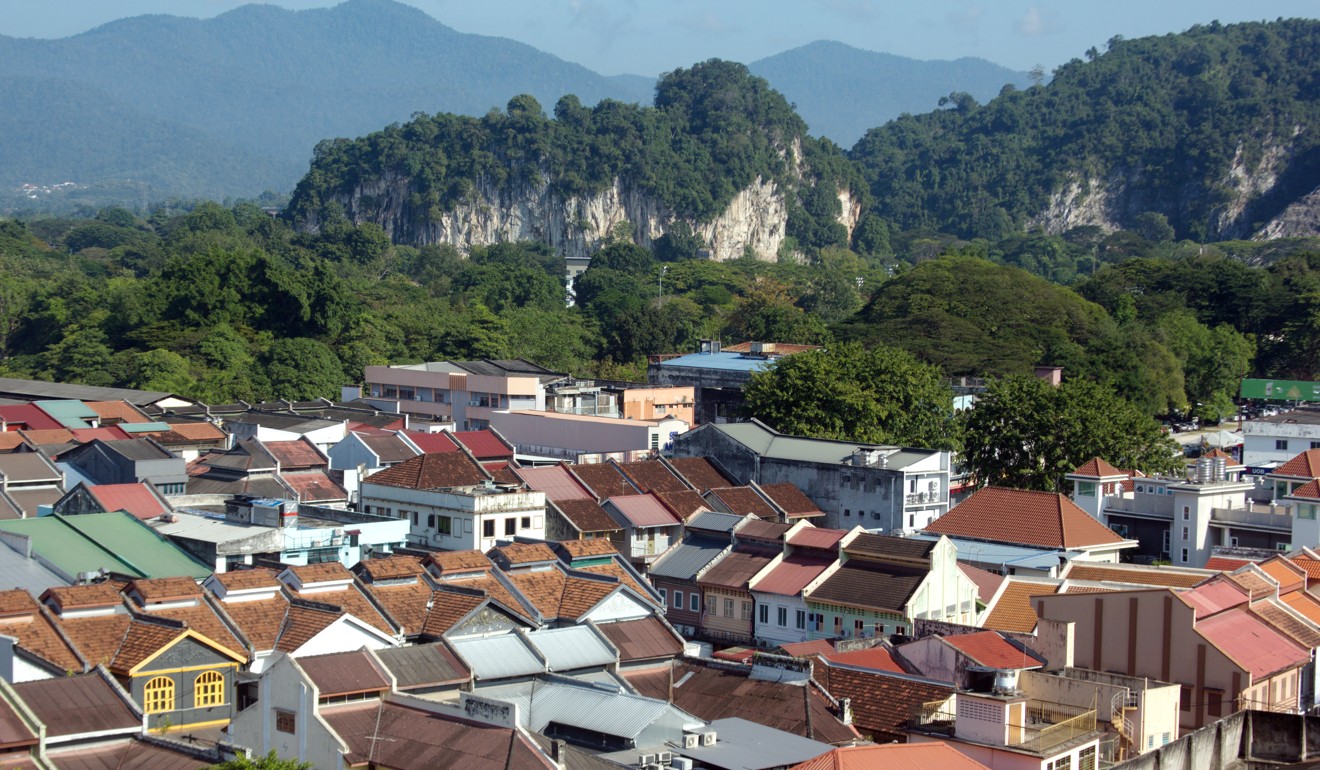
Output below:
[0,512,211,580]
[33,399,98,429]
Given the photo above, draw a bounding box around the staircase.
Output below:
[1111,690,1140,760]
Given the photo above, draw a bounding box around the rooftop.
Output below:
[925,486,1127,550]
[0,512,210,580]
[698,420,941,469]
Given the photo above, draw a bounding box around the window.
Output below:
[520,516,532,529]
[504,518,517,536]
[1207,688,1224,717]
[844,509,850,517]
[194,670,225,708]
[854,619,865,637]
[275,709,296,734]
[777,607,788,627]
[1312,441,1320,450]
[833,616,843,635]
[411,511,418,525]
[1277,440,1289,451]
[673,590,684,609]
[650,433,660,450]
[1180,547,1189,563]
[1076,481,1096,497]
[758,604,768,624]
[482,520,495,538]
[1047,757,1072,770]
[1182,526,1189,540]
[659,588,667,606]
[690,593,700,612]
[1301,505,1317,520]
[741,602,752,621]
[724,598,734,617]
[1183,506,1191,520]
[1078,746,1096,770]
[1180,685,1193,711]
[707,596,717,614]
[427,514,436,529]
[435,515,452,535]
[796,610,806,629]
[144,676,175,714]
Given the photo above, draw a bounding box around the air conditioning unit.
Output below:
[656,752,673,764]
[670,759,694,770]
[638,753,656,766]
[701,731,716,747]
[682,733,699,749]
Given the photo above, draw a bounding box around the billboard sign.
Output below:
[1240,378,1320,402]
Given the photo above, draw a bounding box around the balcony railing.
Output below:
[909,698,956,734]
[1010,702,1097,754]
[905,493,947,507]
[1210,506,1292,531]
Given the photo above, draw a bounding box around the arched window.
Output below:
[194,670,225,708]
[143,676,174,713]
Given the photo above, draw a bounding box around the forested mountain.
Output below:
[0,0,1024,209]
[748,41,1030,147]
[286,60,865,260]
[850,19,1320,241]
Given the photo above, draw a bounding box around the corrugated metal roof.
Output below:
[475,678,694,738]
[516,466,594,501]
[704,421,940,469]
[526,626,616,671]
[687,510,746,534]
[751,555,834,596]
[374,643,470,689]
[34,400,100,429]
[451,634,545,680]
[606,494,681,528]
[675,717,834,770]
[0,512,209,579]
[649,536,728,580]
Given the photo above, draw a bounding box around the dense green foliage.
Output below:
[849,20,1320,240]
[209,751,310,770]
[288,60,864,255]
[960,376,1183,492]
[743,343,958,449]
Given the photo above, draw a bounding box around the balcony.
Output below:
[905,492,946,507]
[1011,701,1097,754]
[1210,505,1292,532]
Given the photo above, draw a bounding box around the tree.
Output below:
[725,277,830,345]
[960,375,1181,492]
[261,338,345,400]
[209,751,310,770]
[743,343,958,448]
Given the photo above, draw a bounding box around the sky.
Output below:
[1,0,1316,75]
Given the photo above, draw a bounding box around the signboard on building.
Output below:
[1240,379,1320,402]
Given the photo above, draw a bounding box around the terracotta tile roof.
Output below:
[1290,555,1320,580]
[283,581,396,637]
[450,430,513,460]
[283,470,348,502]
[421,590,490,636]
[503,569,617,621]
[219,595,288,651]
[1290,480,1320,500]
[275,604,342,652]
[791,743,991,770]
[667,457,735,491]
[624,659,859,744]
[1071,457,1128,478]
[1205,556,1254,572]
[616,461,690,494]
[512,465,593,501]
[982,580,1059,634]
[0,434,26,451]
[139,602,245,657]
[822,646,906,674]
[485,463,521,485]
[357,555,425,582]
[758,483,822,516]
[44,583,123,612]
[942,631,1044,669]
[1273,449,1320,479]
[55,614,131,668]
[367,452,488,490]
[707,486,777,519]
[1250,600,1320,649]
[85,401,151,424]
[362,581,433,636]
[287,562,354,586]
[111,619,187,672]
[456,574,524,614]
[1062,563,1210,589]
[959,563,1004,604]
[558,539,619,559]
[401,430,461,454]
[550,499,620,534]
[807,562,923,614]
[212,568,280,591]
[576,563,651,602]
[1259,557,1307,593]
[925,486,1125,549]
[0,591,82,672]
[1225,570,1276,598]
[699,547,778,590]
[1201,448,1242,465]
[815,666,952,742]
[845,534,934,561]
[16,429,74,447]
[595,616,684,662]
[737,519,791,543]
[1198,608,1309,679]
[776,639,836,658]
[127,577,200,604]
[158,421,227,442]
[1281,591,1320,624]
[1061,585,1119,595]
[69,427,132,443]
[426,550,492,574]
[491,542,558,566]
[86,483,169,520]
[570,463,637,500]
[653,489,711,520]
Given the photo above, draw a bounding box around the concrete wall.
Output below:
[228,654,344,770]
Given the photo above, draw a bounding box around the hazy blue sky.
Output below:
[3,1,1316,75]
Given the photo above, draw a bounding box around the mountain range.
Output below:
[0,0,1025,207]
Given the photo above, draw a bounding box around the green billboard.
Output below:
[1240,378,1320,401]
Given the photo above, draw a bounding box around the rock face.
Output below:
[1029,137,1302,240]
[1255,183,1320,239]
[306,168,856,261]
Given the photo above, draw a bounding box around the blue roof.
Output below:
[906,533,1080,572]
[657,353,775,373]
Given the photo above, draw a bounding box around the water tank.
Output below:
[993,668,1020,695]
[1213,456,1227,481]
[1197,457,1213,484]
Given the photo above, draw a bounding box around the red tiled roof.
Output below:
[85,400,151,424]
[451,430,513,460]
[925,486,1125,549]
[514,465,593,501]
[708,487,777,519]
[160,421,227,442]
[758,483,822,516]
[367,452,488,490]
[212,568,280,591]
[776,639,836,658]
[283,470,348,502]
[738,519,791,543]
[822,646,906,673]
[15,428,74,447]
[791,744,990,770]
[401,430,461,454]
[606,494,681,528]
[942,631,1043,670]
[356,555,425,582]
[616,460,690,494]
[1273,449,1320,480]
[425,551,491,574]
[721,342,821,354]
[654,489,711,519]
[558,539,619,559]
[667,457,735,491]
[1259,557,1307,594]
[491,542,557,566]
[1071,457,1128,478]
[1290,480,1320,500]
[1198,608,1309,679]
[982,580,1059,633]
[69,427,132,442]
[1061,563,1211,589]
[1290,555,1320,580]
[787,527,849,550]
[959,563,1004,604]
[815,666,953,742]
[550,499,620,534]
[0,434,26,451]
[87,483,169,520]
[570,463,637,500]
[752,555,834,596]
[1205,556,1254,572]
[0,590,83,672]
[483,463,521,485]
